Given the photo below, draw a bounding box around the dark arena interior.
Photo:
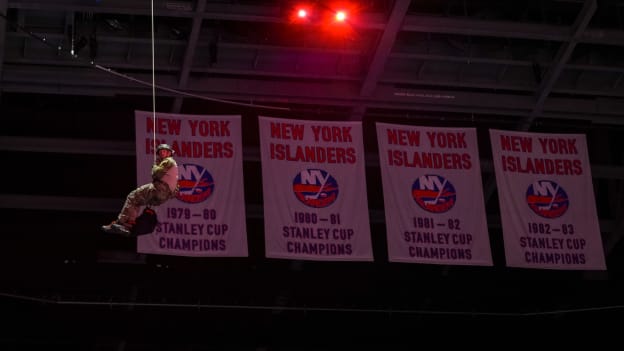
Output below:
[2,0,624,349]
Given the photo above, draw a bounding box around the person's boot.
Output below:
[101,220,132,236]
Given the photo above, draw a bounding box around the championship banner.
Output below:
[258,116,373,261]
[489,129,606,270]
[134,110,248,257]
[376,123,493,266]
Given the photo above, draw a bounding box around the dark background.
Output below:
[2,0,624,349]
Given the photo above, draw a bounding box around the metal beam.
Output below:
[360,0,411,97]
[349,105,366,121]
[401,15,570,42]
[9,30,624,98]
[0,136,135,155]
[8,1,624,48]
[1,194,616,235]
[4,67,624,124]
[6,18,624,104]
[482,0,598,207]
[0,194,121,212]
[3,136,624,180]
[390,52,532,67]
[7,1,281,22]
[15,49,624,99]
[171,0,206,113]
[523,0,597,131]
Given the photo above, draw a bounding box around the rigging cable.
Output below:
[0,11,290,114]
[151,0,157,162]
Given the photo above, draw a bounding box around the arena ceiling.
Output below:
[2,0,624,349]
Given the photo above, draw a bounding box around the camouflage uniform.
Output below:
[117,156,179,226]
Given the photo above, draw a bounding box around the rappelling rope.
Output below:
[151,0,157,163]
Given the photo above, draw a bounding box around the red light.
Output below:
[291,4,314,22]
[335,10,347,22]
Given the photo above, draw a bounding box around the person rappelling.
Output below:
[101,143,179,236]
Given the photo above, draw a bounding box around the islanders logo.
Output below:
[293,169,339,208]
[526,180,569,218]
[412,174,456,213]
[176,163,214,204]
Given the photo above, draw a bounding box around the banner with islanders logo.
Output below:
[490,129,605,270]
[134,111,248,257]
[258,116,373,261]
[376,123,492,266]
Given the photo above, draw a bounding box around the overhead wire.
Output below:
[2,291,624,317]
[0,11,290,114]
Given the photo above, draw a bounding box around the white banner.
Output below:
[135,111,248,257]
[259,116,373,261]
[490,129,605,270]
[376,123,492,266]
